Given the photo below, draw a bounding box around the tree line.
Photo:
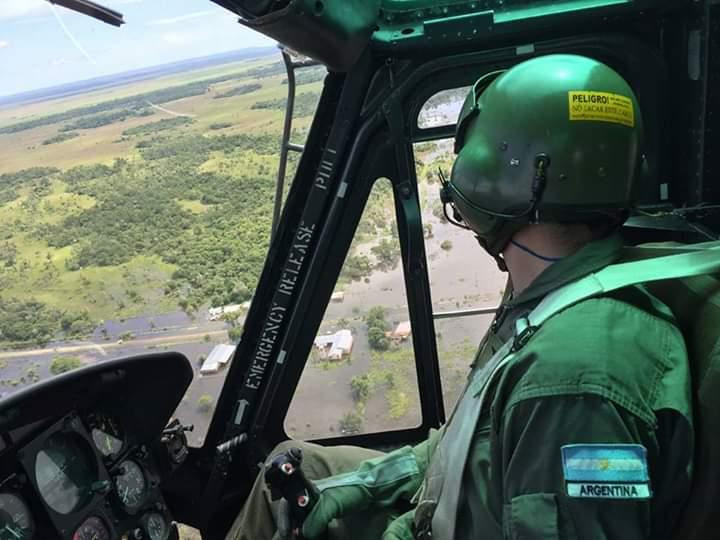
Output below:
[214,83,262,99]
[0,70,250,134]
[281,67,327,86]
[251,92,320,117]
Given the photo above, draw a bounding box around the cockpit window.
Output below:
[0,1,321,447]
[413,137,504,412]
[285,178,422,439]
[417,86,471,129]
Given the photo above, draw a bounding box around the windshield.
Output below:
[0,1,324,451]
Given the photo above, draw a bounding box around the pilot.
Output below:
[229,55,693,540]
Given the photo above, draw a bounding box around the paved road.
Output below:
[0,328,230,361]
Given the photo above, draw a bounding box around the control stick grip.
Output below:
[264,447,319,537]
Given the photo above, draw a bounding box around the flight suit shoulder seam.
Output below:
[557,295,679,336]
[502,383,658,428]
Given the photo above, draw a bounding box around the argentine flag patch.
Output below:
[561,444,651,500]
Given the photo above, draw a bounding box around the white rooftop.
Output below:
[200,344,236,374]
[314,329,353,360]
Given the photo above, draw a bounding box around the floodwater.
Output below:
[0,184,507,446]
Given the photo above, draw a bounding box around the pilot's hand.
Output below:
[302,440,437,539]
[301,481,371,538]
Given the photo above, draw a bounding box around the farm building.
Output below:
[208,304,243,321]
[391,321,412,342]
[200,344,236,375]
[314,329,353,360]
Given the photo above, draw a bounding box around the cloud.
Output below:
[147,9,220,26]
[0,41,8,49]
[0,0,48,20]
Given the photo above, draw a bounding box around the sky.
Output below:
[0,0,274,97]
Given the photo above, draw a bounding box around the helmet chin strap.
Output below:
[509,239,565,263]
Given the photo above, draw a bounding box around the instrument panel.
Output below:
[0,353,193,540]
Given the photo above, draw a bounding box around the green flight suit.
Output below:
[231,233,694,539]
[419,233,693,539]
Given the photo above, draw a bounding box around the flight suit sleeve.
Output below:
[496,394,693,540]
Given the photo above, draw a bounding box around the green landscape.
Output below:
[0,51,499,443]
[0,56,322,348]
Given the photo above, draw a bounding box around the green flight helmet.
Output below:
[445,54,645,258]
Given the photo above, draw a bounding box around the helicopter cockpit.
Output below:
[0,0,717,539]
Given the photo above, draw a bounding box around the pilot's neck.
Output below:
[503,242,554,295]
[502,225,590,295]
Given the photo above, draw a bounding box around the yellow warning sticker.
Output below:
[568,91,635,127]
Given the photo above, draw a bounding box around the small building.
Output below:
[330,291,345,303]
[200,344,236,375]
[391,321,412,342]
[314,329,353,361]
[208,304,243,321]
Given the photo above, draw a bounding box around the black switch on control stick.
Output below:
[265,447,319,538]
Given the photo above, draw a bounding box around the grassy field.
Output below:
[0,66,319,173]
[0,56,280,127]
[0,54,323,347]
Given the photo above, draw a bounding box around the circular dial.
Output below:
[0,493,34,540]
[90,414,124,457]
[72,516,109,540]
[145,513,169,540]
[35,432,96,514]
[114,460,146,511]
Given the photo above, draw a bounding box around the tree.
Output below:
[368,327,390,351]
[51,356,82,375]
[350,375,371,403]
[340,255,371,282]
[229,326,243,342]
[338,411,363,434]
[197,395,214,414]
[365,306,386,329]
[371,238,400,271]
[441,240,453,251]
[366,306,390,350]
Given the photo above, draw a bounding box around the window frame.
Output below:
[184,30,673,538]
[205,32,669,453]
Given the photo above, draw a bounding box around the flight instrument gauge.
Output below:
[144,512,169,540]
[0,493,34,540]
[89,414,124,458]
[114,460,146,511]
[35,432,96,514]
[72,516,110,540]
